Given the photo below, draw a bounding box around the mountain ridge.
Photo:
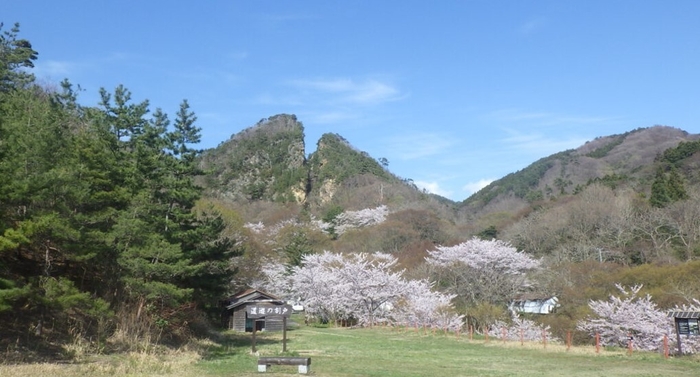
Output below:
[200,116,699,216]
[459,125,699,216]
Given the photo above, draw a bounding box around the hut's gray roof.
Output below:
[667,311,700,319]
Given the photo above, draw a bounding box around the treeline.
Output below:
[0,24,238,355]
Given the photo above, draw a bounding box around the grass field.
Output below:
[3,320,700,376]
[198,324,700,377]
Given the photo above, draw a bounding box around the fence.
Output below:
[380,322,684,358]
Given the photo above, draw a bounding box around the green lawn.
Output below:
[2,322,699,376]
[198,323,700,377]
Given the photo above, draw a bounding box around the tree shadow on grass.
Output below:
[202,330,292,360]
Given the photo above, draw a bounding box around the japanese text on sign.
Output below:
[246,304,292,318]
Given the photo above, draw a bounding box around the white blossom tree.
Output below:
[243,221,266,234]
[392,279,463,331]
[425,238,541,308]
[332,252,408,326]
[288,251,408,326]
[314,205,389,237]
[290,251,352,324]
[257,250,462,329]
[251,260,292,299]
[577,284,673,352]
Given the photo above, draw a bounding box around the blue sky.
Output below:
[8,1,700,201]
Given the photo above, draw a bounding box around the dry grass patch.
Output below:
[1,349,201,377]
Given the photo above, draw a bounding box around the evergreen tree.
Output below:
[649,167,687,208]
[98,88,237,325]
[0,82,113,336]
[284,230,313,269]
[0,24,235,348]
[477,225,498,240]
[649,168,671,208]
[666,167,688,202]
[0,23,38,91]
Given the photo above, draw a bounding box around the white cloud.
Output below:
[346,80,399,104]
[414,180,452,198]
[33,60,74,78]
[501,129,589,155]
[463,179,494,196]
[484,108,624,156]
[288,78,401,105]
[33,51,143,82]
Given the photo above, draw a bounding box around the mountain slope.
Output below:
[459,125,698,216]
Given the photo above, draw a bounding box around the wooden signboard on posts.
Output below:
[247,303,293,352]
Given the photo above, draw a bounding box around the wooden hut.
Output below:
[221,288,286,332]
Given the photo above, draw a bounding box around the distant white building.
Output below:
[509,295,559,315]
[291,302,305,312]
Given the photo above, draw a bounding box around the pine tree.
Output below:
[0,23,38,91]
[666,167,688,202]
[649,168,671,208]
[0,22,236,346]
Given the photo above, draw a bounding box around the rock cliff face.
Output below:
[198,114,399,207]
[198,114,309,203]
[306,133,394,206]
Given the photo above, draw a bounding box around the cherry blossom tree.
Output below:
[333,252,407,326]
[392,279,463,331]
[252,260,292,299]
[243,221,266,234]
[425,238,541,308]
[286,251,351,324]
[288,251,406,326]
[577,284,673,352]
[314,205,389,237]
[244,206,388,242]
[256,250,462,329]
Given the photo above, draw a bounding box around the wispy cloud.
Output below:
[485,108,621,155]
[33,60,75,79]
[463,178,494,196]
[289,78,402,105]
[500,129,589,155]
[386,132,456,160]
[33,51,139,82]
[414,180,452,198]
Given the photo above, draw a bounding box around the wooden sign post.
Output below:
[246,303,293,353]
